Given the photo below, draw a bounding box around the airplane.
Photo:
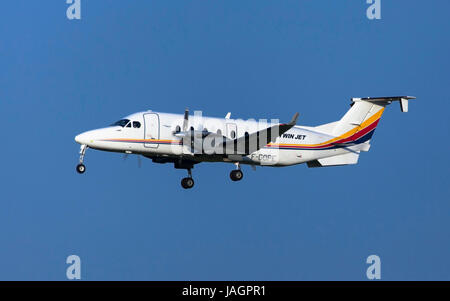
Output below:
[74,96,415,189]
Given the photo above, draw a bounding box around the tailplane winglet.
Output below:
[289,112,300,125]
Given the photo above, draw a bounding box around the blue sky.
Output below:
[0,0,449,280]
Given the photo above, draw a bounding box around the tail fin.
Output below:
[309,96,415,167]
[332,96,415,137]
[317,96,415,145]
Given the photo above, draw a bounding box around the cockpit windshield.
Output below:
[111,119,130,127]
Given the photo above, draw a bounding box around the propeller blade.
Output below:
[183,108,189,132]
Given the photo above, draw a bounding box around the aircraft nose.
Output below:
[74,132,90,145]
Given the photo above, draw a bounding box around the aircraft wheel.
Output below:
[230,170,243,181]
[76,163,86,174]
[181,177,194,189]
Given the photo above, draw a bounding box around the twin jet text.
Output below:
[282,133,306,140]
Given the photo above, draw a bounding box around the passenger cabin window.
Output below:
[111,119,130,127]
[217,129,222,136]
[133,121,141,128]
[175,125,181,133]
[230,130,236,139]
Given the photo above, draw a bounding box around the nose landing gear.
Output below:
[181,168,194,189]
[76,163,86,174]
[230,162,243,181]
[76,145,88,174]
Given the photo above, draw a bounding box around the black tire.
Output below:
[76,163,86,174]
[230,170,243,181]
[181,177,194,189]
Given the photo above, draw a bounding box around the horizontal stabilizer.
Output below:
[307,152,360,168]
[351,96,416,113]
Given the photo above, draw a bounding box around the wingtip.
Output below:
[290,112,299,124]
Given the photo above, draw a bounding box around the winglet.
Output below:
[225,112,231,119]
[289,112,300,125]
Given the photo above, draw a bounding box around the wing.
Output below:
[174,109,299,156]
[218,112,300,155]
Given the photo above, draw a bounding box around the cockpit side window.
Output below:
[111,119,130,127]
[133,121,141,128]
[126,121,132,127]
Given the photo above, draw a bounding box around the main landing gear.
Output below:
[230,162,243,182]
[76,145,87,174]
[179,163,244,189]
[181,168,195,189]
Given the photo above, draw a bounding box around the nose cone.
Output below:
[74,132,90,145]
[75,128,112,146]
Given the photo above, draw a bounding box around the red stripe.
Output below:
[273,117,381,150]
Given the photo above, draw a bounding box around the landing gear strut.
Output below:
[181,168,195,189]
[76,145,87,174]
[230,162,243,181]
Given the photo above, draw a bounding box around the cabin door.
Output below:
[144,113,159,148]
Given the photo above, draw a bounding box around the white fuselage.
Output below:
[75,110,355,167]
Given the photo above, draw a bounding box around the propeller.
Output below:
[182,108,189,132]
[181,108,197,153]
